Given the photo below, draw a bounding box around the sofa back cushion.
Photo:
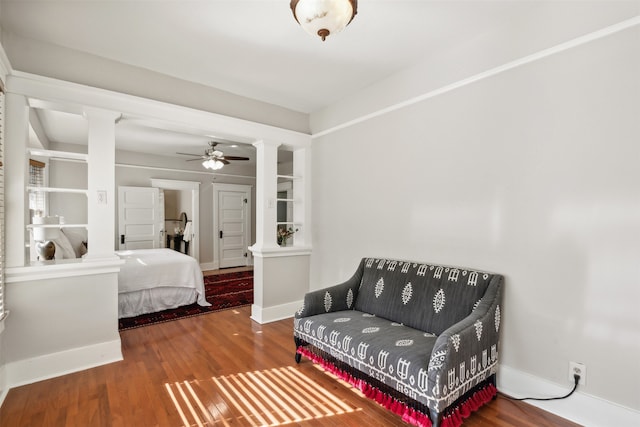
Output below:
[353,258,497,335]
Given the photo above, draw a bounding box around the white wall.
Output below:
[310,24,640,417]
[251,254,309,324]
[176,190,192,225]
[3,270,122,387]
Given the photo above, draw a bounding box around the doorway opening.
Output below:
[151,179,200,261]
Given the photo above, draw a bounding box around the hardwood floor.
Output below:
[0,306,581,426]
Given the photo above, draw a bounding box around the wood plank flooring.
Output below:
[0,306,581,426]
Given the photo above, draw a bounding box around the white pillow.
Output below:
[53,231,77,259]
[62,229,88,258]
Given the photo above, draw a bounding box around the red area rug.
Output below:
[118,270,254,331]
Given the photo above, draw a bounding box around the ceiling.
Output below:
[2,1,637,160]
[1,0,574,114]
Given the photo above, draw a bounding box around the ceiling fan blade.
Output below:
[176,152,203,157]
[220,159,230,165]
[220,155,250,161]
[186,158,204,161]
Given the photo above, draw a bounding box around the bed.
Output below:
[116,248,210,318]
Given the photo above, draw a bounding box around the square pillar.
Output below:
[252,140,281,250]
[83,107,120,260]
[4,93,30,267]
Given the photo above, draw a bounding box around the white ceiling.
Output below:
[3,1,637,158]
[1,0,574,114]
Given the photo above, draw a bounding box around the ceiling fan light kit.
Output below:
[177,141,250,171]
[290,0,357,41]
[202,159,224,170]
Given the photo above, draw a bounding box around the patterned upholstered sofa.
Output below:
[294,258,503,427]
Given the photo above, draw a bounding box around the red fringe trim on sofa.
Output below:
[296,346,432,426]
[296,346,497,427]
[439,382,497,427]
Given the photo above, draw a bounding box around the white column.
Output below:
[251,139,281,250]
[83,107,120,260]
[250,139,280,323]
[4,93,30,267]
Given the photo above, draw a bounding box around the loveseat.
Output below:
[294,258,503,427]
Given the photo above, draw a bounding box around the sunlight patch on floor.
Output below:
[165,366,361,426]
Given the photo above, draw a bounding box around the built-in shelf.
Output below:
[28,148,88,162]
[25,148,90,264]
[26,224,89,229]
[27,186,89,195]
[277,171,304,248]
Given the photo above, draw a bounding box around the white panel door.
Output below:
[218,190,248,268]
[118,186,163,250]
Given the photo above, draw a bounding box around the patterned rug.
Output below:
[118,270,254,331]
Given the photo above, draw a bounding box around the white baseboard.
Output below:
[250,300,301,324]
[6,339,123,389]
[199,261,218,271]
[498,364,640,427]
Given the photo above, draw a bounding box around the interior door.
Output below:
[118,186,164,250]
[218,190,249,268]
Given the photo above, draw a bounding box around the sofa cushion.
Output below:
[354,258,494,335]
[294,310,437,407]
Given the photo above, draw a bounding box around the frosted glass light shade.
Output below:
[290,0,357,41]
[202,159,224,170]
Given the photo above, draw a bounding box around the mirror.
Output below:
[179,212,188,229]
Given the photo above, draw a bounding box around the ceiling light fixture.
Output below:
[290,0,357,42]
[202,158,224,170]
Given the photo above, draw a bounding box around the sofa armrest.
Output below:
[295,259,365,318]
[426,275,503,412]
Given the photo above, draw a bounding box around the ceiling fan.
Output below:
[176,141,250,170]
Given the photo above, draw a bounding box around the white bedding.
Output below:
[116,249,210,318]
[118,287,198,319]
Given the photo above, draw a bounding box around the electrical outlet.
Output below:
[569,361,586,385]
